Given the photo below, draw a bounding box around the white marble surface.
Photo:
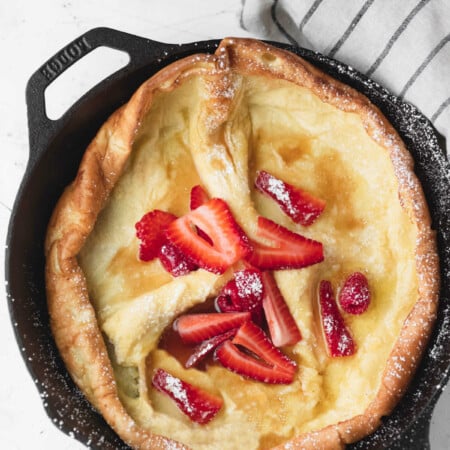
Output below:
[0,1,448,449]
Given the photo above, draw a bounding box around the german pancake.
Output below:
[45,38,439,449]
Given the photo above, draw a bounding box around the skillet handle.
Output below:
[25,27,170,163]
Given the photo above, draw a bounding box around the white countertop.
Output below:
[0,1,448,449]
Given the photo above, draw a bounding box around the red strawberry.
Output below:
[174,312,251,345]
[338,272,371,315]
[247,217,324,271]
[135,210,177,261]
[319,280,356,357]
[158,242,197,277]
[215,341,294,384]
[152,368,223,424]
[232,321,296,374]
[261,272,302,347]
[214,288,237,314]
[166,198,252,274]
[190,185,210,210]
[189,185,213,244]
[255,170,325,226]
[185,329,237,369]
[215,269,264,324]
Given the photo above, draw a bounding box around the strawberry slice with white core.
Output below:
[185,329,237,369]
[255,170,325,226]
[174,311,251,345]
[166,198,252,274]
[261,272,302,347]
[248,217,324,271]
[152,368,223,424]
[233,321,296,374]
[135,210,177,261]
[338,272,371,315]
[215,340,294,384]
[189,185,213,244]
[319,280,356,357]
[158,242,197,277]
[190,185,210,210]
[215,269,264,324]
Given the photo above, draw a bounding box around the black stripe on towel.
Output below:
[329,0,376,58]
[400,34,450,97]
[431,96,450,122]
[271,0,300,46]
[299,0,325,31]
[367,0,431,77]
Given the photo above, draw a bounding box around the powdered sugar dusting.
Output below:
[266,176,316,224]
[163,373,194,414]
[267,177,295,215]
[235,269,263,298]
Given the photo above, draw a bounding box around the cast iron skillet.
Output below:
[5,27,450,449]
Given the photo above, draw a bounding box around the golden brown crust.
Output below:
[45,38,439,449]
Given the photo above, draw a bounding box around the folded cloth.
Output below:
[241,0,449,157]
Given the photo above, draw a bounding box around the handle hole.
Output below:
[44,46,130,120]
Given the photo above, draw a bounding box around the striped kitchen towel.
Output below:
[241,0,449,157]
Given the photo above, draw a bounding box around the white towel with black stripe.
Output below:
[241,0,449,158]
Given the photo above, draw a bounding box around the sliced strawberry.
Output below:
[319,280,356,357]
[214,286,238,313]
[166,198,252,274]
[158,242,197,277]
[215,341,294,384]
[255,170,325,226]
[152,368,223,424]
[338,272,371,315]
[185,329,237,369]
[190,185,210,210]
[261,272,302,347]
[215,269,264,324]
[135,210,177,261]
[174,311,251,345]
[232,321,296,374]
[247,217,324,271]
[189,185,213,244]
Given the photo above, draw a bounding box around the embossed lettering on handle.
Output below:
[40,36,92,81]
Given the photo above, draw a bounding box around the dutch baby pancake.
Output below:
[45,38,439,449]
